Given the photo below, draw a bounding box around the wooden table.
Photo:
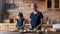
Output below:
[42,24,53,29]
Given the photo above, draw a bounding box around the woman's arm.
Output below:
[35,18,43,29]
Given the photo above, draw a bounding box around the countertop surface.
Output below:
[0,30,60,34]
[0,30,37,34]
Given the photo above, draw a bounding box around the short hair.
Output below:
[18,12,23,17]
[33,3,38,8]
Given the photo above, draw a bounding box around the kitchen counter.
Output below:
[0,23,59,32]
[0,23,53,30]
[0,23,60,34]
[0,30,59,34]
[0,23,16,31]
[0,30,37,34]
[42,24,53,29]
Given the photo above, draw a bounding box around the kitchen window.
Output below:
[54,0,59,8]
[47,0,52,8]
[47,0,60,9]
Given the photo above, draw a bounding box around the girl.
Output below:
[16,12,25,30]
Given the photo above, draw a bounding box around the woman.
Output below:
[30,3,43,30]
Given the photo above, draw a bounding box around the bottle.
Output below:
[46,17,49,24]
[46,20,49,24]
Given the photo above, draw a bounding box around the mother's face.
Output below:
[33,6,38,11]
[31,3,38,12]
[33,7,37,12]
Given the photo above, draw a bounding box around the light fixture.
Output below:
[9,0,16,9]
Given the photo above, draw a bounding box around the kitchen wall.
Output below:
[7,0,60,23]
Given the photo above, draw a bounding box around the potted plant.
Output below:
[2,10,9,19]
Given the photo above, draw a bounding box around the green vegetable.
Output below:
[23,30,26,32]
[19,29,23,32]
[36,30,39,33]
[34,28,37,32]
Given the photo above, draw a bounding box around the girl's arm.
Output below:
[29,18,32,29]
[13,16,18,28]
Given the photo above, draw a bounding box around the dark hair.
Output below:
[33,3,38,8]
[18,12,23,18]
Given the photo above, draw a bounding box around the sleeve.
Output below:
[41,12,43,18]
[40,12,43,18]
[30,13,32,18]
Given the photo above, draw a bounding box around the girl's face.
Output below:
[33,8,37,11]
[18,16,22,19]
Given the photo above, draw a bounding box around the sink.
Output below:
[53,24,60,29]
